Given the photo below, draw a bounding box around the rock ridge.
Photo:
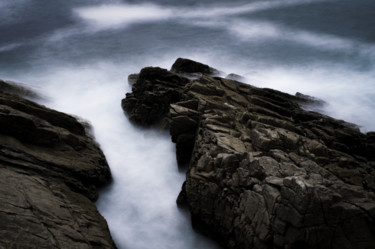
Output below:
[122,58,375,249]
[0,80,116,249]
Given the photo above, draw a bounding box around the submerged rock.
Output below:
[122,58,375,249]
[0,85,116,248]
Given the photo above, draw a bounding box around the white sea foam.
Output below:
[74,3,174,30]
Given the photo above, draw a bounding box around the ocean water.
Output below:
[1,0,374,248]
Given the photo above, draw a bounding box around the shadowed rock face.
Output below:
[122,58,375,249]
[0,81,116,249]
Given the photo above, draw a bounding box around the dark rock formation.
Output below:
[122,66,189,126]
[122,58,375,249]
[0,82,116,249]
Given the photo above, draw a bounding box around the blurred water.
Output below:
[1,0,374,248]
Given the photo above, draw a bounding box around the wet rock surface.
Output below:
[0,81,116,249]
[123,58,375,249]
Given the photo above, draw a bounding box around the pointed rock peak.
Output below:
[170,58,220,76]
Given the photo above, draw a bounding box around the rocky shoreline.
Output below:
[0,80,116,248]
[123,58,375,249]
[1,58,374,249]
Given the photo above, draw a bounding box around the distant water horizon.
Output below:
[1,0,374,248]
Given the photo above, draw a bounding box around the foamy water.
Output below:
[1,0,374,248]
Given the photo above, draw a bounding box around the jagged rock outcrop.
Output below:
[122,58,375,249]
[0,80,116,249]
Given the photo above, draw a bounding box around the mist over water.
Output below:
[1,0,375,248]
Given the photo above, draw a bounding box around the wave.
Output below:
[74,0,327,30]
[215,19,375,59]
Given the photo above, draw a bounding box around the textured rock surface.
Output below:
[0,81,116,249]
[123,58,375,249]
